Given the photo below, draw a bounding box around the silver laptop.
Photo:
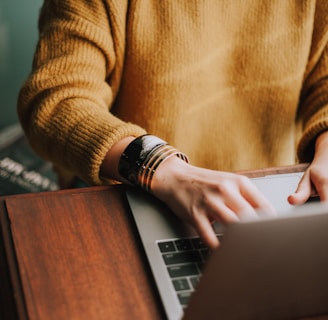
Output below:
[125,172,328,320]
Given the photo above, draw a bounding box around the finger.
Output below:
[205,198,241,223]
[288,171,313,205]
[240,180,276,214]
[206,185,263,222]
[223,193,260,220]
[211,176,266,219]
[193,214,220,249]
[314,178,328,202]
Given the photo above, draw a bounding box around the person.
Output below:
[17,1,328,249]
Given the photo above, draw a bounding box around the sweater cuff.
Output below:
[66,111,146,185]
[297,107,328,162]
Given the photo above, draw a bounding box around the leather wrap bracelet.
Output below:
[118,134,189,192]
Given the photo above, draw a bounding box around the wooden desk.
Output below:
[0,164,326,320]
[0,185,165,320]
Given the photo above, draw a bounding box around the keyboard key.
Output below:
[190,276,201,289]
[197,262,206,272]
[168,264,199,278]
[175,239,193,251]
[172,278,190,291]
[191,237,207,249]
[178,292,193,306]
[163,251,202,265]
[158,241,176,253]
[200,248,211,261]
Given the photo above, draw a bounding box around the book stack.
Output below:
[0,124,59,195]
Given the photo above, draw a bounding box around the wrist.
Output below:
[151,156,191,197]
[100,136,135,182]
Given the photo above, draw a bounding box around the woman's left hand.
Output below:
[288,130,328,204]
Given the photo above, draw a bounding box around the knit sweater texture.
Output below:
[18,1,328,185]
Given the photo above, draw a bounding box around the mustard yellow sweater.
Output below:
[18,1,328,185]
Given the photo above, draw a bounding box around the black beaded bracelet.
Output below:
[118,134,189,191]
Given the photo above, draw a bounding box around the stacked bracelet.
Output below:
[118,135,189,192]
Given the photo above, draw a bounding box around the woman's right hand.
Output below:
[151,156,275,249]
[100,136,275,249]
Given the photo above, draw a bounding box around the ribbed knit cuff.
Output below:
[297,107,328,162]
[65,111,146,185]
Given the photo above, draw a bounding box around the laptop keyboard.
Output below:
[157,234,224,308]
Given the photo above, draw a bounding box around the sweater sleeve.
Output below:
[17,0,146,185]
[297,0,328,162]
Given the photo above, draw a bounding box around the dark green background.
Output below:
[0,0,42,130]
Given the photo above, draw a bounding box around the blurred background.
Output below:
[0,0,59,195]
[0,0,43,130]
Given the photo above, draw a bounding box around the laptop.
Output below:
[125,172,328,320]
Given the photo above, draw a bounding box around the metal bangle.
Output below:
[118,134,189,191]
[118,134,167,185]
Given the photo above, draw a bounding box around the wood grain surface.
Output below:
[1,186,164,320]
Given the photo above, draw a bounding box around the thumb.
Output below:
[288,171,312,205]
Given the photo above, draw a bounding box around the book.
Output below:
[0,124,59,196]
